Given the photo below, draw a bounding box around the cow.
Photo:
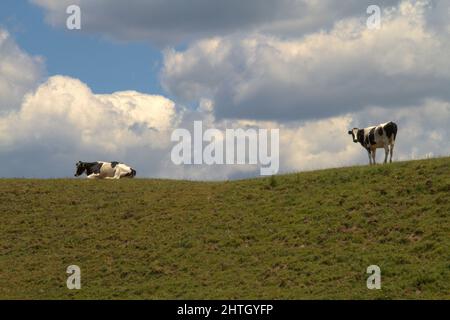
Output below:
[348,122,398,165]
[74,161,136,179]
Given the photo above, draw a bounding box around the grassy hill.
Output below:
[0,157,449,299]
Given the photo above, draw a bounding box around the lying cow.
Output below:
[74,161,136,179]
[348,122,398,165]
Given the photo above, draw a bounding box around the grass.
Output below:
[0,157,449,299]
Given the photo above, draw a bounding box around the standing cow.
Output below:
[348,122,398,165]
[74,161,136,179]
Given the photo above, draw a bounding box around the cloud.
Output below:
[161,1,450,121]
[0,29,44,114]
[32,0,402,45]
[1,75,449,179]
[279,116,360,171]
[425,0,450,33]
[0,74,267,179]
[0,75,179,177]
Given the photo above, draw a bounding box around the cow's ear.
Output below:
[348,130,352,135]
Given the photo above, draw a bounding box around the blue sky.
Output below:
[0,0,163,95]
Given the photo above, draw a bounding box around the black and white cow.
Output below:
[74,161,136,179]
[348,122,398,165]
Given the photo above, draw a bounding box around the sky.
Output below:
[0,0,449,179]
[0,0,163,94]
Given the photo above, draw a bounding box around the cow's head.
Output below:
[74,161,86,176]
[348,128,360,143]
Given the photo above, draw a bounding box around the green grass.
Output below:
[1,157,449,299]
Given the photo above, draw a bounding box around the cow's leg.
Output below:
[87,173,101,179]
[372,149,377,165]
[367,150,372,165]
[115,169,124,179]
[384,146,389,164]
[390,144,394,163]
[111,169,122,179]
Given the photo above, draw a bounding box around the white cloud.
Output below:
[161,1,450,121]
[2,75,177,148]
[0,75,180,177]
[0,29,44,114]
[279,116,360,171]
